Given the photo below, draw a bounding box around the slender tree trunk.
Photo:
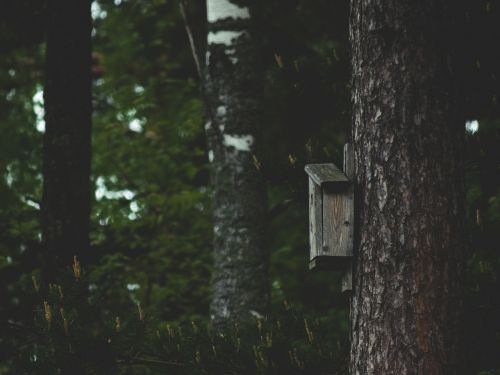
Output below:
[204,0,269,326]
[41,0,92,280]
[349,1,465,373]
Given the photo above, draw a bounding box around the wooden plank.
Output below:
[322,190,353,257]
[342,143,354,293]
[343,143,354,180]
[305,163,349,187]
[341,143,354,255]
[309,178,322,261]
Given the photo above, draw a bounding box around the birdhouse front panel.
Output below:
[305,162,353,271]
[322,184,353,258]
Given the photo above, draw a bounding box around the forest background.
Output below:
[0,0,498,373]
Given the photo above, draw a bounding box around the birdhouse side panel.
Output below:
[322,190,353,257]
[309,178,323,260]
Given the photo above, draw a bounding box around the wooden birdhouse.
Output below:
[305,144,354,272]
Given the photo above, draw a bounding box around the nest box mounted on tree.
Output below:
[305,144,354,272]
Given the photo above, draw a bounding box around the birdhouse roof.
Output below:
[305,163,349,187]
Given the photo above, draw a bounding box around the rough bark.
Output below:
[349,1,465,374]
[205,0,269,326]
[41,0,92,280]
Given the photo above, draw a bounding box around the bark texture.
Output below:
[205,0,269,326]
[349,1,465,373]
[41,0,92,279]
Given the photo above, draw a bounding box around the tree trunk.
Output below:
[349,1,465,373]
[41,0,92,280]
[204,0,269,326]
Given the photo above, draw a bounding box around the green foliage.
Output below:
[13,265,347,375]
[0,0,499,373]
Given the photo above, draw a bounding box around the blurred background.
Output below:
[0,0,498,373]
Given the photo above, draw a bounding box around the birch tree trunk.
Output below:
[41,0,92,280]
[204,0,269,326]
[349,1,466,373]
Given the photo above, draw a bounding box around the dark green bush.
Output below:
[12,260,348,375]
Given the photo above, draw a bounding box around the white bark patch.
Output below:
[223,134,254,151]
[208,150,214,162]
[207,31,244,46]
[204,121,212,131]
[207,31,245,64]
[207,0,250,23]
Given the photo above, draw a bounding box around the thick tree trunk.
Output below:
[41,0,92,279]
[349,1,465,373]
[205,0,269,326]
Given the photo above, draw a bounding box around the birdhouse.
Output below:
[305,144,354,272]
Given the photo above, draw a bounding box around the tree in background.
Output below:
[41,0,92,280]
[349,0,465,372]
[204,0,269,326]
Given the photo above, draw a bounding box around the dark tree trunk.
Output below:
[205,0,269,326]
[349,0,465,373]
[41,0,92,280]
